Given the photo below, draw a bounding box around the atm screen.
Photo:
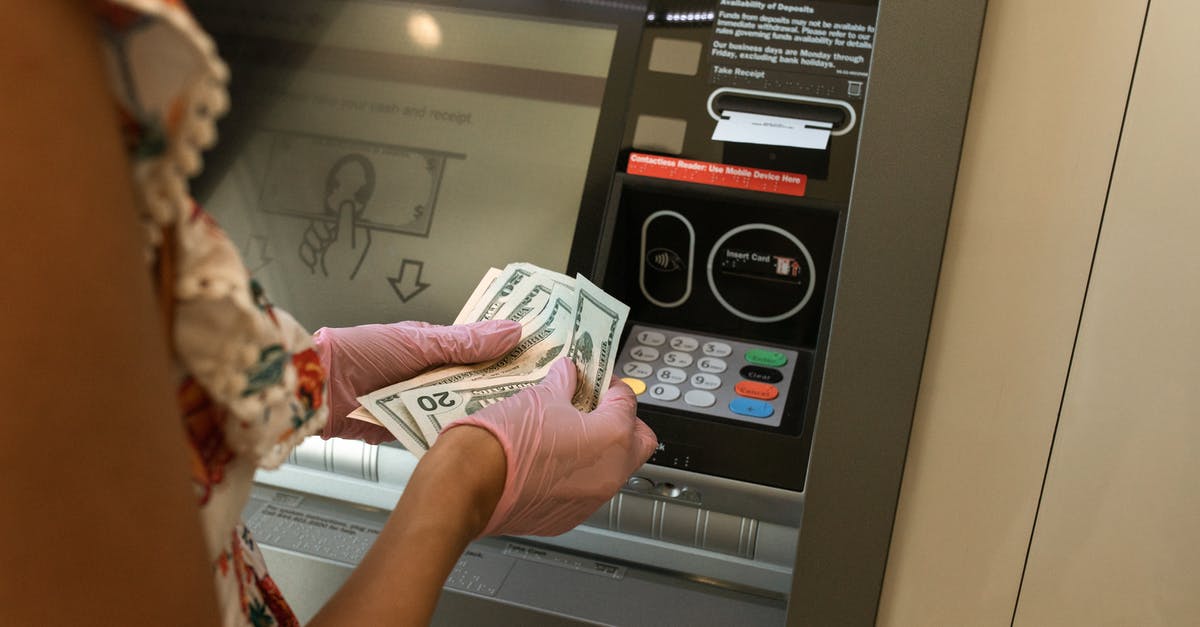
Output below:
[190,0,624,330]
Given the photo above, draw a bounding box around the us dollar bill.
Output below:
[455,263,534,324]
[566,274,629,412]
[349,403,429,458]
[360,283,575,444]
[399,274,628,440]
[455,263,572,324]
[356,263,626,451]
[452,266,502,325]
[361,263,551,447]
[398,374,544,437]
[493,268,574,324]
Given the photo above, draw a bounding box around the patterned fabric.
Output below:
[93,1,328,624]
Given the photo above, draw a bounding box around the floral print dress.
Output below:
[93,1,328,624]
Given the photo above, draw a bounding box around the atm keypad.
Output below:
[616,324,799,428]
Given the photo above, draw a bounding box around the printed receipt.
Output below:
[712,111,833,150]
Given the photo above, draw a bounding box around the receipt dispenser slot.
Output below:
[712,93,852,134]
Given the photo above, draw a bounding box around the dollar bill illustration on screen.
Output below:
[257,130,465,279]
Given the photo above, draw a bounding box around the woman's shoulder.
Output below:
[94,0,228,232]
[94,0,328,466]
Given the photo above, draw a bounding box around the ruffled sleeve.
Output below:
[95,0,328,467]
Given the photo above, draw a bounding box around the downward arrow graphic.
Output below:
[389,259,430,302]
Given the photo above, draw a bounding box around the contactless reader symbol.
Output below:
[640,211,695,308]
[646,247,684,272]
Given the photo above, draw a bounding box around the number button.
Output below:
[662,351,694,368]
[690,373,722,390]
[636,330,666,346]
[696,357,728,374]
[648,383,681,401]
[656,367,687,384]
[683,390,716,408]
[629,346,660,362]
[622,362,653,378]
[702,341,732,357]
[669,336,700,352]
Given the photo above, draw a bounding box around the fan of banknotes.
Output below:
[348,262,630,457]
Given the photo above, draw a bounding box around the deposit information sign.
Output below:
[709,0,878,101]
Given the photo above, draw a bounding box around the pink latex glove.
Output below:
[443,358,658,537]
[313,320,522,443]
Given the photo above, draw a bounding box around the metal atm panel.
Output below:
[188,0,987,624]
[588,0,880,524]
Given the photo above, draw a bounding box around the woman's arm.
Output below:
[0,1,218,624]
[308,425,506,626]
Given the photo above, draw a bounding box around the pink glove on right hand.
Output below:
[444,358,658,537]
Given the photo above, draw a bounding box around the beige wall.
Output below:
[878,0,1149,624]
[1013,0,1200,623]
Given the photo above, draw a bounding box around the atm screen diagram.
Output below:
[257,130,465,279]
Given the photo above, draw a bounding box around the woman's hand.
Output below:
[313,319,522,442]
[443,357,659,537]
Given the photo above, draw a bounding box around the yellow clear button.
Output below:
[621,377,648,395]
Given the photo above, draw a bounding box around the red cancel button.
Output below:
[735,380,779,401]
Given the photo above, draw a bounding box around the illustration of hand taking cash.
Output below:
[258,129,464,284]
[299,153,374,279]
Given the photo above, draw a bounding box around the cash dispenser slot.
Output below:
[707,87,858,136]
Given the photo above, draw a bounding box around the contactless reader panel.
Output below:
[603,178,838,492]
[594,0,877,496]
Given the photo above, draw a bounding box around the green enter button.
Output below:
[744,349,788,367]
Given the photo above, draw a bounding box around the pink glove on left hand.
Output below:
[313,320,522,443]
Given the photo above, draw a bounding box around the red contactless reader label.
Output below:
[626,152,807,197]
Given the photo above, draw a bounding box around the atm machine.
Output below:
[190,0,985,624]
